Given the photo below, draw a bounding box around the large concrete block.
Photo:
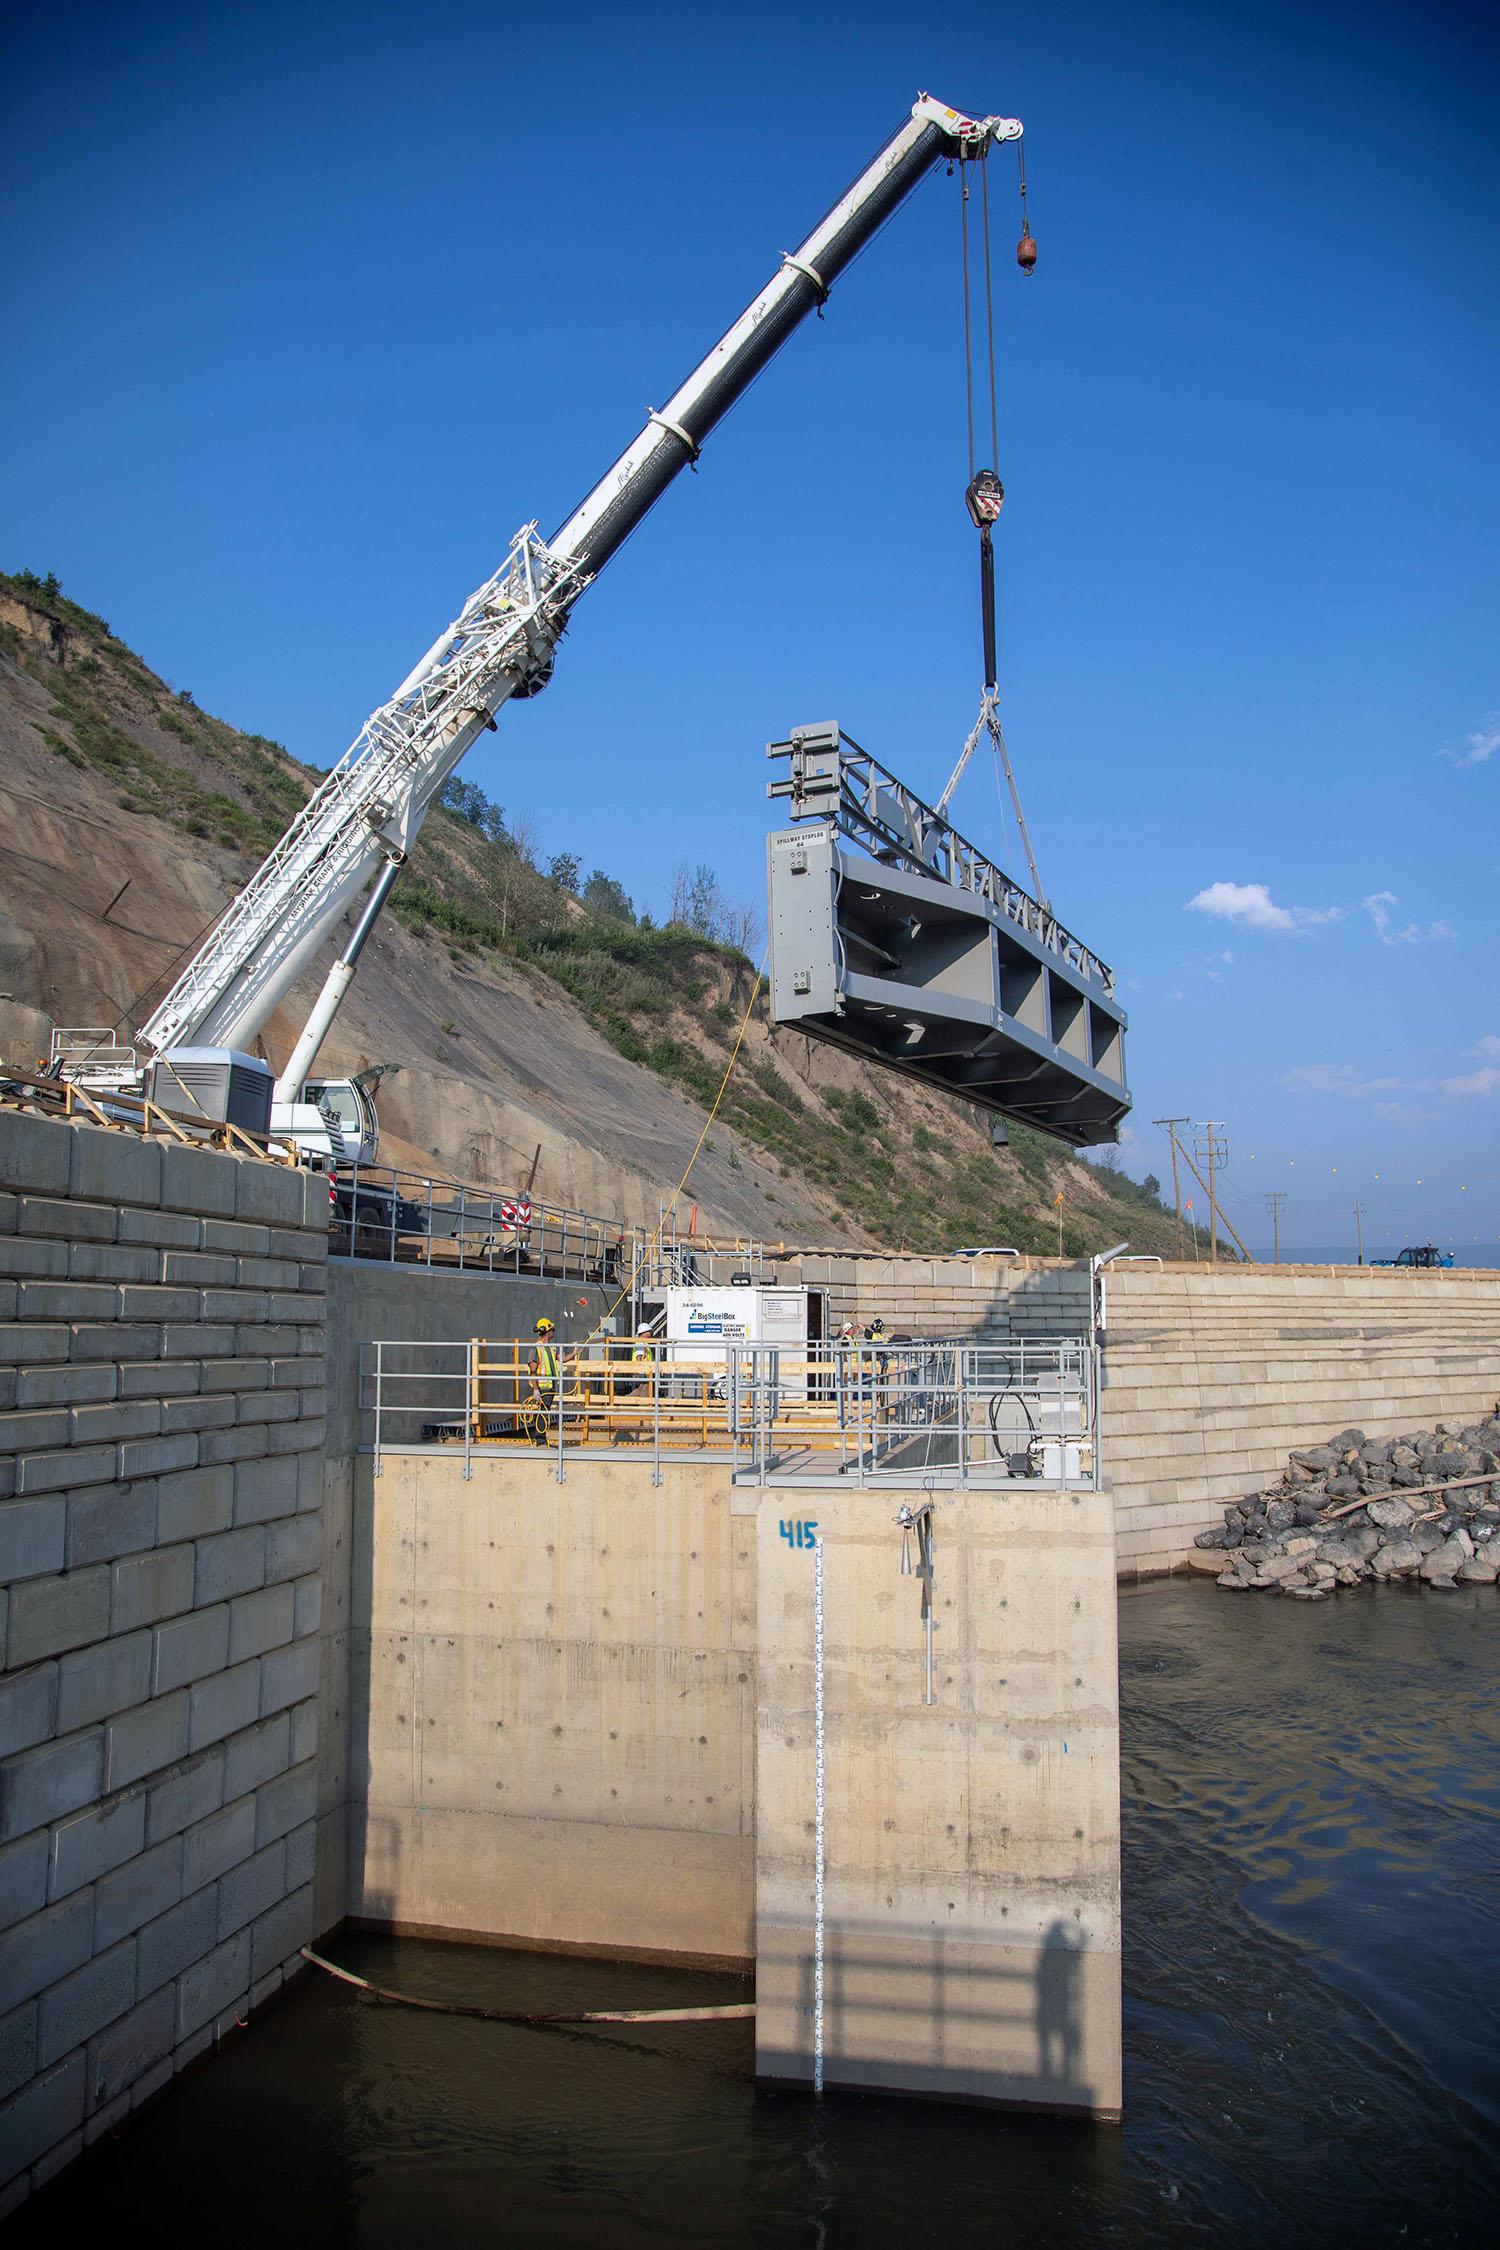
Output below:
[288,1697,317,1767]
[135,1884,217,1994]
[182,1793,256,1893]
[66,1480,158,1568]
[156,1464,233,1542]
[200,1221,270,1257]
[176,1930,250,2039]
[38,1939,136,2069]
[0,1239,68,1279]
[0,2003,36,2105]
[232,1162,305,1229]
[0,1832,48,1929]
[254,1759,315,1849]
[66,1129,162,1210]
[200,1427,270,1467]
[222,1713,290,1802]
[258,1638,317,1717]
[216,1840,286,1940]
[117,1433,198,1481]
[200,1357,271,1394]
[194,1525,266,1607]
[152,1604,230,1695]
[236,1258,300,1293]
[292,1576,321,1639]
[6,1566,110,1666]
[201,1289,269,1324]
[0,1117,72,1197]
[265,1419,322,1458]
[111,1545,195,1634]
[231,1456,299,1527]
[0,1499,65,1584]
[283,1818,315,1893]
[161,1396,236,1438]
[0,1667,58,1762]
[236,1391,300,1427]
[55,1630,153,1732]
[15,1363,116,1408]
[0,1890,95,2010]
[249,1882,312,1982]
[67,1399,161,1448]
[118,1207,200,1250]
[0,2051,85,2191]
[0,1408,69,1456]
[264,1514,320,1586]
[69,1323,159,1362]
[144,1749,224,1845]
[15,1280,115,1322]
[48,1790,145,1899]
[161,1252,237,1289]
[0,1327,69,1366]
[94,1838,184,1952]
[117,1286,197,1324]
[188,1661,262,1753]
[162,1323,234,1360]
[85,1985,174,2111]
[104,1690,190,1792]
[158,1144,237,1220]
[118,1359,199,1400]
[15,1443,116,1497]
[228,1585,294,1665]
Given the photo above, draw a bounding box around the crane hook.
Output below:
[1017,230,1037,274]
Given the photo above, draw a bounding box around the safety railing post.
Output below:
[555,1344,566,1484]
[957,1346,968,1484]
[423,1177,434,1267]
[373,1341,383,1478]
[652,1342,662,1488]
[465,1339,475,1481]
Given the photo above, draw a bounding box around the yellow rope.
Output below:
[585,953,765,1343]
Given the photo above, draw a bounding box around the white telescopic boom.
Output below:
[140,94,1021,1070]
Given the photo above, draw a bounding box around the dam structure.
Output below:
[5,1106,1500,2202]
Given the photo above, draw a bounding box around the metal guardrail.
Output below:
[332,1162,640,1290]
[360,1334,1099,1490]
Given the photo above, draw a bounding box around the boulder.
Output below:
[1290,1446,1337,1473]
[1420,1538,1468,1586]
[1326,1474,1362,1499]
[1283,1534,1318,1558]
[1259,1553,1305,1583]
[1456,1552,1500,1584]
[1294,1501,1322,1527]
[1194,1526,1229,1549]
[1370,1537,1422,1579]
[1367,1497,1416,1532]
[1265,1499,1297,1532]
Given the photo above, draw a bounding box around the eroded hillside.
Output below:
[0,572,1187,1254]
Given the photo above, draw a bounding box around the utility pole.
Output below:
[1265,1191,1286,1266]
[1354,1201,1365,1266]
[1154,1117,1190,1259]
[1054,1191,1065,1260]
[1195,1123,1229,1261]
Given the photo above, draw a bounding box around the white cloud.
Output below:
[1442,713,1500,769]
[1362,892,1457,946]
[1475,1035,1500,1060]
[1285,1062,1406,1099]
[1186,881,1342,936]
[1439,1067,1500,1099]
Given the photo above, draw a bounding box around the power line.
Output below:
[1264,1192,1286,1266]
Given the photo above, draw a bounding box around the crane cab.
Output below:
[271,1076,378,1169]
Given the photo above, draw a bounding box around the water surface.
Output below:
[16,1580,1499,2246]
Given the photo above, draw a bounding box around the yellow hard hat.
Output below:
[535,1317,555,1334]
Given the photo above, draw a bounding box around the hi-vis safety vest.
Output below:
[534,1343,559,1390]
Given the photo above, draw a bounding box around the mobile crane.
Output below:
[54,94,1027,1163]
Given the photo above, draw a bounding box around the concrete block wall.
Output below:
[0,1110,328,2208]
[1100,1264,1500,1575]
[784,1254,1090,1342]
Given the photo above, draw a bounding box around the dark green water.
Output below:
[16,1580,1500,2246]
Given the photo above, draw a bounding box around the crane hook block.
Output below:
[965,469,1004,530]
[1017,230,1037,275]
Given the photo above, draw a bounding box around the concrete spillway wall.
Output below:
[345,1451,1122,2113]
[1100,1263,1500,1575]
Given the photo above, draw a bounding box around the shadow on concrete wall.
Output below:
[760,1913,1103,2114]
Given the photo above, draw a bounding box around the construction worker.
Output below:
[528,1317,560,1427]
[865,1315,891,1387]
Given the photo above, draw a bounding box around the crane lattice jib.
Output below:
[142,95,1021,1059]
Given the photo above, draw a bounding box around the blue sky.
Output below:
[4,0,1496,1249]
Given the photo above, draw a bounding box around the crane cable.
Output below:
[951,150,1047,909]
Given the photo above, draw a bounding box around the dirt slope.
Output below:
[0,574,1184,1253]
